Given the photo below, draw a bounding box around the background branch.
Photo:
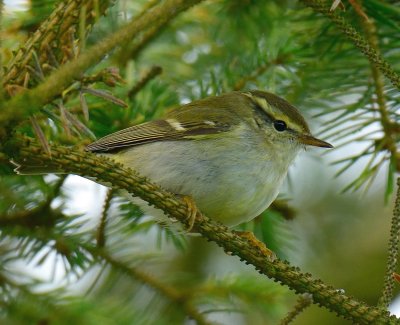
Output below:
[91,247,212,325]
[300,0,400,90]
[0,0,204,126]
[127,65,163,99]
[3,0,116,87]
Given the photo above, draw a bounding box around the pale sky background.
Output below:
[4,0,27,11]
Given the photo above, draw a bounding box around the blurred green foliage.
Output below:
[0,0,399,324]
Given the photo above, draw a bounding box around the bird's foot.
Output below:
[181,195,198,233]
[233,230,276,260]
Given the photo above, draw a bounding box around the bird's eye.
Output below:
[273,120,287,132]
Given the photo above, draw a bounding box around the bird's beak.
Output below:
[299,134,333,148]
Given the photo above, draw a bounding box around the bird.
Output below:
[83,90,332,228]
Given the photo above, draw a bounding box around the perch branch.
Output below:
[7,136,400,325]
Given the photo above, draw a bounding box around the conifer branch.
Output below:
[3,0,116,87]
[124,25,161,61]
[115,0,165,62]
[300,0,400,90]
[353,1,398,171]
[2,221,209,323]
[91,248,212,325]
[8,136,400,325]
[379,178,400,307]
[0,0,204,127]
[0,176,66,228]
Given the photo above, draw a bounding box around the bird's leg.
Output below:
[233,230,276,260]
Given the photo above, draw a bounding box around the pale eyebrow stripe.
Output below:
[249,96,275,122]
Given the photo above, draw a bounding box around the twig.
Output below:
[0,175,67,228]
[379,177,400,307]
[92,248,211,325]
[96,188,114,248]
[348,0,368,21]
[280,294,313,325]
[10,136,400,325]
[115,0,163,62]
[128,66,162,99]
[125,25,161,60]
